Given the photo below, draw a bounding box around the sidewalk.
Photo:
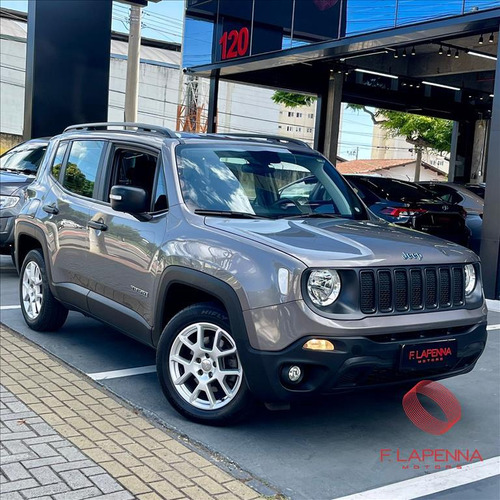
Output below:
[0,324,265,500]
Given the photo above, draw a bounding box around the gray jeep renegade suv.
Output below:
[15,123,487,424]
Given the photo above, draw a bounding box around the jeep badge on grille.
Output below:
[402,252,423,261]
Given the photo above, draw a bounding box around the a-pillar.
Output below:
[480,41,500,300]
[315,73,343,162]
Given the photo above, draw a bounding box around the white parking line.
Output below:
[486,299,500,312]
[487,324,500,331]
[0,305,21,310]
[87,365,156,381]
[333,456,500,500]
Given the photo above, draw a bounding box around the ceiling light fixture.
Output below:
[489,33,494,43]
[355,68,398,79]
[455,50,460,59]
[422,81,461,91]
[479,34,484,44]
[447,48,452,57]
[402,48,407,57]
[411,46,416,56]
[468,51,497,61]
[394,49,399,59]
[438,45,443,55]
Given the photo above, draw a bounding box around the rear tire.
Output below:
[156,303,254,425]
[19,249,68,331]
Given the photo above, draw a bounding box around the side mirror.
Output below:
[110,186,149,214]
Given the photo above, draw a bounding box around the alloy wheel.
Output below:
[22,261,43,320]
[169,322,243,410]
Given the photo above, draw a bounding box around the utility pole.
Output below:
[124,4,142,123]
[414,146,423,182]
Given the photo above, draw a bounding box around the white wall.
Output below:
[0,38,26,135]
[217,81,280,135]
[108,58,181,128]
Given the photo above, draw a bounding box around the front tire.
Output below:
[156,303,254,425]
[19,249,68,331]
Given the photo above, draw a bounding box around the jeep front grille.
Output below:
[359,266,465,314]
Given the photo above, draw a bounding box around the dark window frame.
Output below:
[100,142,166,215]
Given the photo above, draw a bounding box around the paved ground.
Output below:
[0,324,264,500]
[1,385,132,500]
[1,255,499,499]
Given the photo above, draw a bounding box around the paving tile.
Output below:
[0,326,265,500]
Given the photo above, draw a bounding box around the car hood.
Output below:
[205,217,477,267]
[0,171,34,195]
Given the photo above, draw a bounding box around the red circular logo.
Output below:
[402,381,461,435]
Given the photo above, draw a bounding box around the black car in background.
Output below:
[343,176,471,247]
[0,139,49,259]
[419,181,484,253]
[279,174,470,246]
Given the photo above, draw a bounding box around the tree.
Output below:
[347,104,453,181]
[271,91,317,108]
[347,104,453,153]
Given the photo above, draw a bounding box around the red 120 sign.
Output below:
[219,27,250,60]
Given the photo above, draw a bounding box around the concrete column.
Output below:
[470,119,489,183]
[124,5,142,123]
[321,74,343,162]
[480,46,500,300]
[448,120,475,183]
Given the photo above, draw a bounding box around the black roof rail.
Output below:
[205,133,312,148]
[63,122,178,138]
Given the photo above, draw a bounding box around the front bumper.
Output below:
[241,322,487,402]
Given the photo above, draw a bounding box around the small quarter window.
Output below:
[63,140,105,198]
[51,142,68,180]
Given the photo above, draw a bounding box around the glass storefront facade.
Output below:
[183,0,500,67]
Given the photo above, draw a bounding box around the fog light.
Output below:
[303,339,335,351]
[288,365,302,382]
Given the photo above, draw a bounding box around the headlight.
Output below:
[464,264,476,296]
[307,269,341,306]
[0,195,20,210]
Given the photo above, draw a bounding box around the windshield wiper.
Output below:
[194,209,269,219]
[282,213,344,219]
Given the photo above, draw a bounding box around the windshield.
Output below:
[0,144,47,173]
[176,145,368,220]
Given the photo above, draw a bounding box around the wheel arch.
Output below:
[16,222,50,278]
[153,266,249,350]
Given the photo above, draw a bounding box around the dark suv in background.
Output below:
[15,123,487,424]
[0,139,48,260]
[345,175,470,246]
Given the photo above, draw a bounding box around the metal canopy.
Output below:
[186,8,499,121]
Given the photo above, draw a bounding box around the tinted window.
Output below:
[176,145,367,220]
[51,142,68,180]
[63,141,105,198]
[0,143,47,174]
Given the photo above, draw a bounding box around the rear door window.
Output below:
[63,140,106,198]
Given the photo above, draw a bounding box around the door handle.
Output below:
[42,204,59,215]
[87,220,108,231]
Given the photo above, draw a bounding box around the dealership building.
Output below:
[11,0,500,298]
[182,0,500,299]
